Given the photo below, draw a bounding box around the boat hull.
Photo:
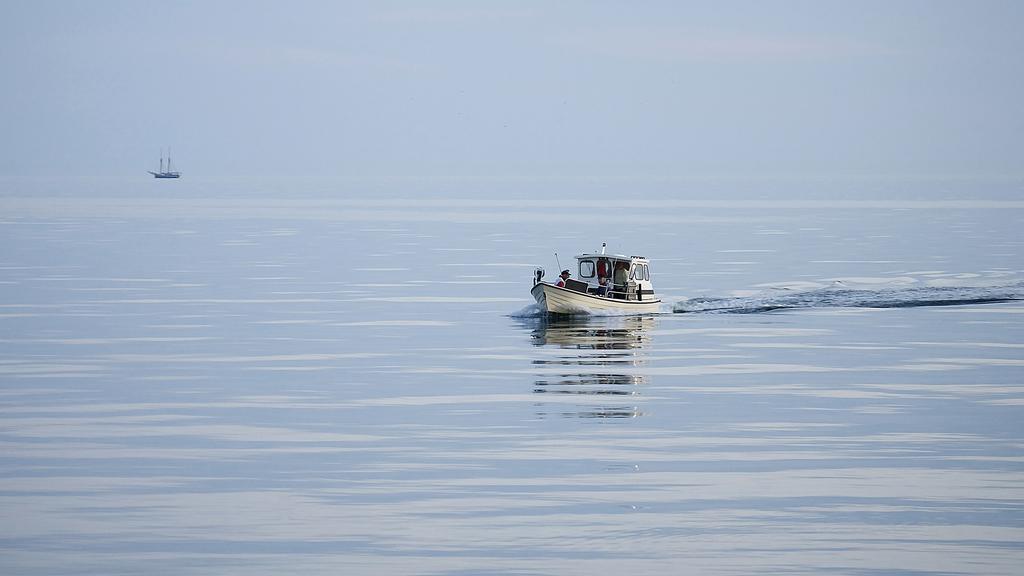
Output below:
[531,283,661,315]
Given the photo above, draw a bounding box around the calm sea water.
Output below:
[2,194,1023,575]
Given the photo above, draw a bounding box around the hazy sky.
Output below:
[2,1,1022,187]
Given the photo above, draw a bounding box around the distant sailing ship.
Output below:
[149,149,181,179]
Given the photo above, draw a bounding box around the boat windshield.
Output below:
[577,257,631,281]
[579,260,596,279]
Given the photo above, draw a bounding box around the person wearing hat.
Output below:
[555,269,571,287]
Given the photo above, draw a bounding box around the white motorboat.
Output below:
[531,243,662,315]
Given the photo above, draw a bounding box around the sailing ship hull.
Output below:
[531,283,661,315]
[149,172,180,179]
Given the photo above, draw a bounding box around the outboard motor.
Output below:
[534,267,545,285]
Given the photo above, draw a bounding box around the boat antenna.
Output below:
[554,252,562,273]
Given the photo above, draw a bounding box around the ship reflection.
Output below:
[522,316,654,419]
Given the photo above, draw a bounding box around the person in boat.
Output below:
[612,262,629,297]
[596,276,610,296]
[555,269,571,287]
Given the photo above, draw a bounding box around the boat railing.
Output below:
[607,281,641,300]
[578,281,641,300]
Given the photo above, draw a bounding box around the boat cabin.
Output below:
[570,252,654,301]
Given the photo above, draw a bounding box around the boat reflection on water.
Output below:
[521,316,655,419]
